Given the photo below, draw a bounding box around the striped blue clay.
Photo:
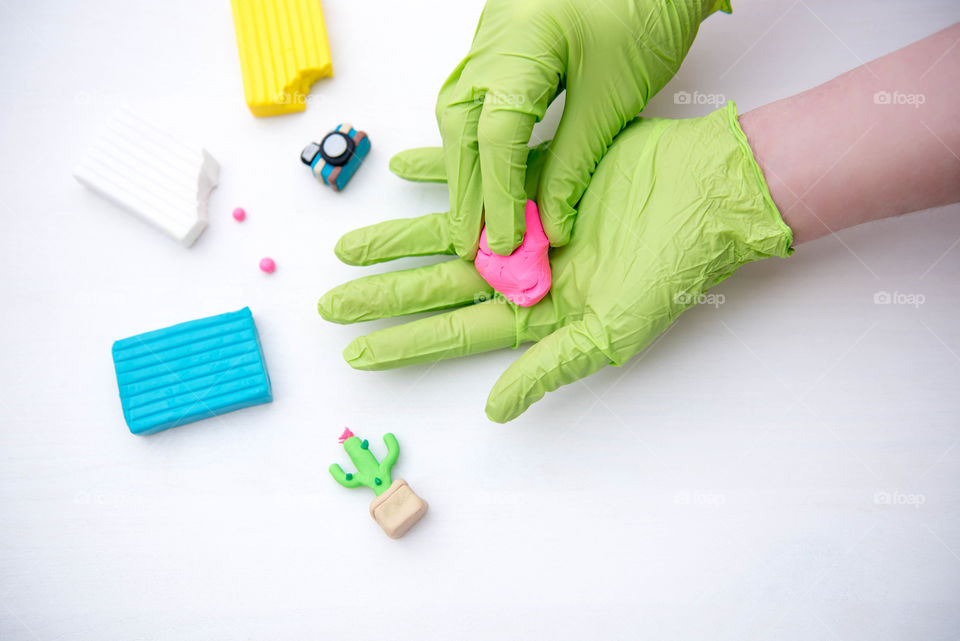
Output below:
[112,307,272,435]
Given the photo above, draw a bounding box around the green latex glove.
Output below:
[416,0,732,258]
[320,103,793,422]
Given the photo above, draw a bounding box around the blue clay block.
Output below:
[112,307,272,435]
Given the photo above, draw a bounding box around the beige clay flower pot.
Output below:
[369,478,428,539]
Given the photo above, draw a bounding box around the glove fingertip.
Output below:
[487,232,522,256]
[485,378,531,423]
[389,147,447,182]
[319,288,362,324]
[538,194,577,247]
[333,235,358,266]
[484,398,517,424]
[317,292,338,322]
[454,236,479,261]
[388,152,409,179]
[343,337,374,370]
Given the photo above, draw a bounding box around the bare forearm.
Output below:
[740,23,960,244]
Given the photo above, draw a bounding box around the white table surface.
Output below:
[2,0,959,639]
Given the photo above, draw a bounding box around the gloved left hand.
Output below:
[319,103,793,422]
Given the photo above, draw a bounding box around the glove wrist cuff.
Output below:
[725,102,795,258]
[701,0,733,20]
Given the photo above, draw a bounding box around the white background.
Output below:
[1,0,959,639]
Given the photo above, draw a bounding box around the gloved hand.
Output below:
[319,103,793,422]
[412,0,732,259]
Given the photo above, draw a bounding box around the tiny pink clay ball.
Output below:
[232,207,246,222]
[259,257,276,274]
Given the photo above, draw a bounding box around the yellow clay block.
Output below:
[230,0,333,117]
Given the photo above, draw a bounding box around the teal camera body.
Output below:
[301,124,370,191]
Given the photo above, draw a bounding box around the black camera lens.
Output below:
[320,131,355,166]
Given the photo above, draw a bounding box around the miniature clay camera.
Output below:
[301,123,370,191]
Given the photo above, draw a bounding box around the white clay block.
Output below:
[73,109,219,247]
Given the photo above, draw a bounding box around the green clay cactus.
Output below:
[329,428,399,496]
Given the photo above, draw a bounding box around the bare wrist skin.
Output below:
[739,23,960,245]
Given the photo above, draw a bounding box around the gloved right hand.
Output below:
[320,103,794,422]
[402,0,732,259]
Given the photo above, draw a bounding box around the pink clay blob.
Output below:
[475,200,551,307]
